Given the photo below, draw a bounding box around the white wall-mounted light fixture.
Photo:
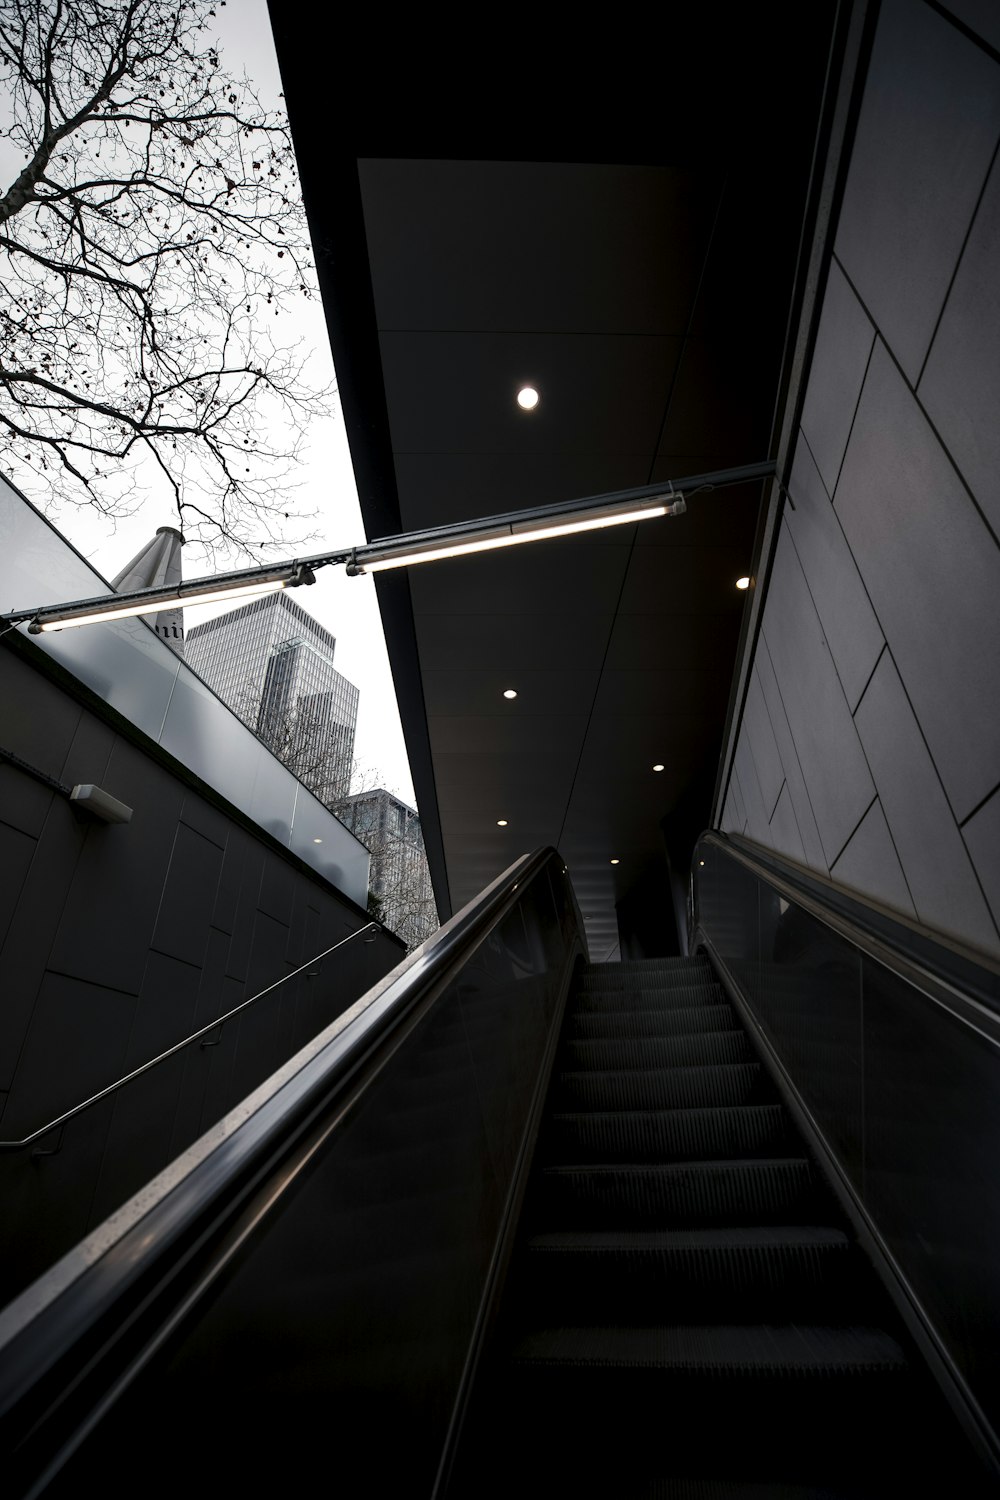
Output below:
[4,462,775,635]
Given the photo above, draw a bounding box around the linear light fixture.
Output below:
[4,462,775,634]
[348,497,680,574]
[18,564,316,634]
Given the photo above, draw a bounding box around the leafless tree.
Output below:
[228,675,353,806]
[0,0,327,557]
[328,761,440,951]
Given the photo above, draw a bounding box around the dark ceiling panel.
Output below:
[390,450,656,533]
[603,612,744,672]
[417,612,612,672]
[407,540,632,618]
[422,669,602,719]
[617,545,754,614]
[378,330,683,477]
[358,159,721,336]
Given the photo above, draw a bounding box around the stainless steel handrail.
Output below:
[0,921,382,1151]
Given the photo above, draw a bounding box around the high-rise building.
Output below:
[338,787,438,949]
[185,591,359,805]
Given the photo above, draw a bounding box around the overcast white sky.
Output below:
[2,0,416,806]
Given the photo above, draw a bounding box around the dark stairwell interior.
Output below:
[449,954,991,1498]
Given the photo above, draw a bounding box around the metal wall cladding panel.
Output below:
[799,257,876,497]
[0,819,38,952]
[734,737,770,844]
[4,970,135,1135]
[836,341,1000,831]
[0,1096,116,1304]
[90,1051,189,1230]
[754,638,827,872]
[55,869,575,1497]
[45,749,183,996]
[834,0,1000,383]
[768,782,808,868]
[862,957,1000,1428]
[829,798,916,920]
[756,893,864,1185]
[919,149,1000,541]
[3,652,84,783]
[742,671,785,821]
[123,949,203,1071]
[854,648,998,956]
[150,823,225,970]
[784,437,884,712]
[963,788,1000,925]
[761,524,875,865]
[938,0,1000,51]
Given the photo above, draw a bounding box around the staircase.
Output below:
[451,955,988,1497]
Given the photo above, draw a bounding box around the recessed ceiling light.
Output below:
[516,386,539,410]
[313,837,323,843]
[736,576,751,590]
[497,819,508,827]
[610,858,620,865]
[503,688,518,699]
[652,763,665,772]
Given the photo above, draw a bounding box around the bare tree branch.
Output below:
[0,0,329,558]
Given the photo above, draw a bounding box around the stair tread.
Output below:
[550,1104,784,1124]
[575,1002,740,1026]
[558,1063,762,1083]
[528,1226,851,1252]
[542,1157,815,1178]
[513,1323,909,1371]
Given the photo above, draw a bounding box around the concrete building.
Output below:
[185,592,359,805]
[338,787,438,949]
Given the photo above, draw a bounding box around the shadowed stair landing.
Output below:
[449,956,990,1499]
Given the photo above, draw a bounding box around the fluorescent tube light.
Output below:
[26,565,313,633]
[355,499,677,574]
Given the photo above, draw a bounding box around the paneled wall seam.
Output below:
[743,709,781,825]
[835,278,1000,551]
[782,503,877,730]
[915,130,1000,391]
[758,633,827,870]
[830,790,880,871]
[960,778,1000,830]
[850,641,888,721]
[859,630,983,836]
[849,646,997,947]
[811,258,879,499]
[924,0,1000,85]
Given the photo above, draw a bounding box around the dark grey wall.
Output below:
[721,0,1000,963]
[0,639,404,1301]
